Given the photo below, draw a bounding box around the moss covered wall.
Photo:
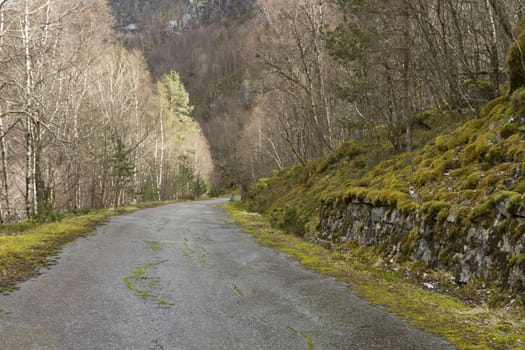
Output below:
[318,195,525,291]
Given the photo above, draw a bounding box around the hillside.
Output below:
[245,82,525,296]
[241,17,525,298]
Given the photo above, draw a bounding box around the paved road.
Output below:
[0,199,453,349]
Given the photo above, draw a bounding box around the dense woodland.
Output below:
[0,0,212,222]
[1,0,525,221]
[112,0,525,185]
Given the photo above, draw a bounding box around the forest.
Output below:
[112,0,525,185]
[0,0,212,222]
[1,0,525,220]
[1,0,525,347]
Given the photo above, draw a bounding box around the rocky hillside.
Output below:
[242,18,525,296]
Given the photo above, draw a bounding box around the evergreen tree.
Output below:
[160,70,193,120]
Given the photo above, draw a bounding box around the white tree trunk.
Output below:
[23,0,37,218]
[158,98,164,201]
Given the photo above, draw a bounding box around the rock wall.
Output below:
[318,197,525,291]
[113,0,256,32]
[172,0,256,30]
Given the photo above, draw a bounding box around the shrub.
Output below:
[270,206,309,235]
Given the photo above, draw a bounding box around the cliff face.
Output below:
[111,0,256,31]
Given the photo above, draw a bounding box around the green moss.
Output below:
[413,108,443,125]
[504,134,525,162]
[304,217,321,236]
[485,146,503,164]
[421,201,450,223]
[503,192,524,216]
[463,135,493,164]
[513,178,525,193]
[438,248,452,266]
[458,119,485,140]
[415,168,439,186]
[435,135,452,152]
[233,284,244,297]
[469,200,495,224]
[480,172,506,190]
[462,172,482,190]
[158,300,175,309]
[316,158,330,173]
[511,86,525,102]
[124,260,167,300]
[270,206,308,235]
[401,228,420,255]
[514,223,525,238]
[334,141,364,159]
[501,124,519,139]
[480,96,508,116]
[222,201,525,350]
[287,327,315,350]
[509,254,525,266]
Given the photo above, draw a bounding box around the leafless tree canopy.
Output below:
[0,0,212,222]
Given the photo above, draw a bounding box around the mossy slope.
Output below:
[245,86,525,290]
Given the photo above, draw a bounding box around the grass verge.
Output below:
[222,201,525,350]
[0,201,174,292]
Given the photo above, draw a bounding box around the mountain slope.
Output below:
[109,0,258,187]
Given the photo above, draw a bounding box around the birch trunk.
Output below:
[23,0,37,218]
[486,0,500,97]
[404,0,413,152]
[0,11,10,222]
[157,97,164,201]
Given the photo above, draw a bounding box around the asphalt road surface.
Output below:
[0,199,454,349]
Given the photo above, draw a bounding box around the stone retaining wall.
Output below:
[318,197,525,291]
